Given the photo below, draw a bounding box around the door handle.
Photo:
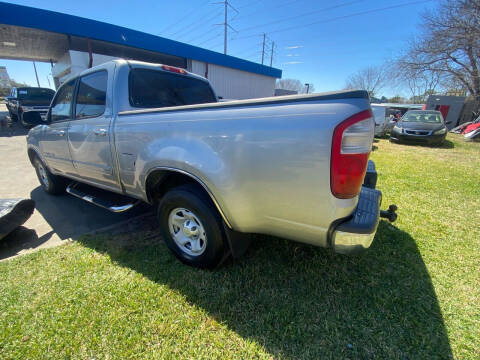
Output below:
[94,129,108,137]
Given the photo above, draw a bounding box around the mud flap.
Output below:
[221,223,252,260]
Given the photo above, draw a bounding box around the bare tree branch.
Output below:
[275,79,314,94]
[399,0,480,102]
[344,65,388,98]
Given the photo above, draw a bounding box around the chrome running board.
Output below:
[66,182,140,213]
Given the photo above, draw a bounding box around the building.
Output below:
[0,66,10,88]
[274,89,298,96]
[425,95,467,129]
[0,2,282,100]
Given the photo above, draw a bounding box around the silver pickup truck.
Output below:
[26,60,395,268]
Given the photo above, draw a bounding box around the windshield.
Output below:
[17,88,55,101]
[402,111,443,123]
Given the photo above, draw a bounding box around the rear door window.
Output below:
[129,68,216,108]
[75,71,108,119]
[50,80,76,122]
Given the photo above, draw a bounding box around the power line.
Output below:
[236,0,261,9]
[184,27,221,45]
[180,11,225,43]
[237,0,306,16]
[196,32,223,47]
[235,0,367,35]
[170,10,223,39]
[158,0,211,35]
[232,0,434,40]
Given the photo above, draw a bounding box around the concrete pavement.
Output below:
[0,103,151,261]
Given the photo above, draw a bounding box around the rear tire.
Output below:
[33,156,68,195]
[157,185,226,269]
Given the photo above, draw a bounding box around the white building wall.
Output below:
[52,50,119,86]
[52,52,277,99]
[191,60,276,100]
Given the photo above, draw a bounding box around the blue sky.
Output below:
[1,0,437,96]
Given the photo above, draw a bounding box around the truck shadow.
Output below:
[392,138,455,149]
[0,115,29,138]
[77,219,453,359]
[30,186,151,241]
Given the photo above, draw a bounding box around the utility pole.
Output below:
[270,41,275,67]
[224,0,227,54]
[215,0,238,55]
[32,61,40,87]
[261,33,266,65]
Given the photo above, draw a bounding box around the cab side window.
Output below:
[75,71,107,119]
[51,80,75,122]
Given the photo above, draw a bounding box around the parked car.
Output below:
[390,110,447,145]
[26,60,395,268]
[377,103,425,132]
[6,87,55,127]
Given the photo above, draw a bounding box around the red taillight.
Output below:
[161,65,187,75]
[331,109,374,199]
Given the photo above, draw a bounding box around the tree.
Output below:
[400,0,480,103]
[344,65,388,98]
[387,95,407,104]
[0,78,29,97]
[276,78,314,94]
[396,66,444,103]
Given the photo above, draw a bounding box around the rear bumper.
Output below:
[390,131,446,144]
[331,186,382,254]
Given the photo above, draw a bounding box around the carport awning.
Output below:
[0,25,67,62]
[0,2,282,77]
[0,24,186,67]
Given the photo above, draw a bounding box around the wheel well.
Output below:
[145,170,224,222]
[27,148,39,165]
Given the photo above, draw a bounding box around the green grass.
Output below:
[1,134,479,359]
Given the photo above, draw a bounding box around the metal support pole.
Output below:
[87,38,93,68]
[33,61,40,87]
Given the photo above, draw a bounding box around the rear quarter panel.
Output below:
[115,97,371,247]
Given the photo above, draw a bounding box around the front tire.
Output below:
[157,185,226,269]
[33,156,68,195]
[8,110,17,121]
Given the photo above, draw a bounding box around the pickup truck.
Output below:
[26,60,395,268]
[6,87,55,127]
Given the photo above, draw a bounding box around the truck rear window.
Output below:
[129,68,216,108]
[18,88,55,101]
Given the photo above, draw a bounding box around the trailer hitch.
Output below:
[380,204,398,222]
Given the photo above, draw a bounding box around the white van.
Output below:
[371,105,390,137]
